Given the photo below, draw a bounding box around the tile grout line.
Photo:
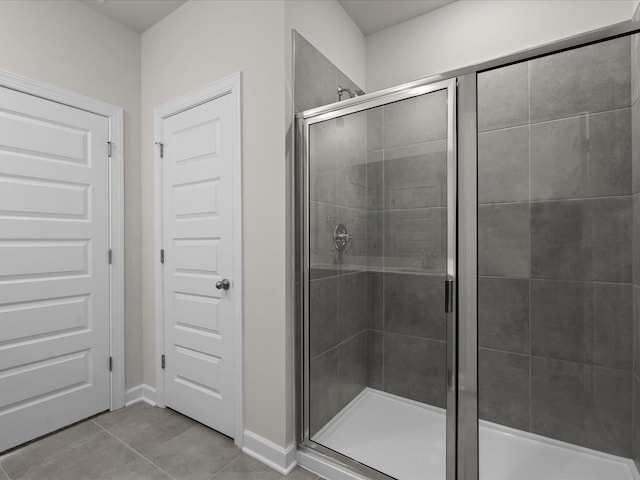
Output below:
[90,420,179,480]
[0,462,9,480]
[207,454,244,480]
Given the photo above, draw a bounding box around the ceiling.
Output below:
[338,0,456,35]
[81,0,455,36]
[81,0,187,33]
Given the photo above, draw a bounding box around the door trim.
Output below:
[0,69,126,411]
[153,72,244,446]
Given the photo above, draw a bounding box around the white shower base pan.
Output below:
[312,388,640,480]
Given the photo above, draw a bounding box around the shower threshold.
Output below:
[312,388,640,480]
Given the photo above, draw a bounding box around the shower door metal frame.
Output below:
[297,77,458,480]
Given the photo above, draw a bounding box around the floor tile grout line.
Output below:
[207,454,243,480]
[0,462,9,480]
[90,420,179,480]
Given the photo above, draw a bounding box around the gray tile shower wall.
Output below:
[294,31,369,437]
[478,35,635,458]
[365,89,449,406]
[632,19,640,471]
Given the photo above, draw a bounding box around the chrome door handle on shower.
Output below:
[444,278,453,313]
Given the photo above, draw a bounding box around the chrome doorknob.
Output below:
[216,279,231,290]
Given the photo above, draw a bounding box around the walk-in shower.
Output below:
[295,22,640,480]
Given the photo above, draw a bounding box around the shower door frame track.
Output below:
[295,17,640,480]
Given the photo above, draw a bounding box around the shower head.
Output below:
[337,85,365,101]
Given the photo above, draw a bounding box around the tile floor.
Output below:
[0,402,321,480]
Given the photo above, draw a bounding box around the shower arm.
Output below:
[337,85,365,101]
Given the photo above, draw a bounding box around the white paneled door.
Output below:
[0,86,111,452]
[160,92,236,437]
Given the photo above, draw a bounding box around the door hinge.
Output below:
[107,141,112,158]
[109,356,113,372]
[156,141,164,159]
[108,249,113,264]
[160,249,165,264]
[161,354,166,369]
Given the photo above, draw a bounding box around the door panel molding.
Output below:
[0,69,125,413]
[153,72,243,446]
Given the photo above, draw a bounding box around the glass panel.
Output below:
[307,88,451,480]
[477,34,638,480]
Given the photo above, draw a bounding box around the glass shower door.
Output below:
[301,79,457,480]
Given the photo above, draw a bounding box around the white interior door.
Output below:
[161,93,236,437]
[0,86,110,452]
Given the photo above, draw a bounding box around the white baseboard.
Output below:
[124,384,157,407]
[242,430,297,475]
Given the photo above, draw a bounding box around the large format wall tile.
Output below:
[294,32,337,112]
[530,116,588,201]
[367,330,383,390]
[367,107,384,153]
[367,271,383,331]
[530,200,591,281]
[367,157,383,211]
[478,126,529,204]
[383,141,447,209]
[310,349,339,436]
[383,90,447,148]
[478,276,529,354]
[384,207,446,273]
[336,206,368,260]
[384,272,445,341]
[634,101,640,195]
[337,163,367,210]
[634,376,640,471]
[592,283,632,370]
[478,203,530,278]
[367,210,383,261]
[531,357,631,457]
[310,123,338,204]
[589,109,632,197]
[309,201,338,271]
[384,333,446,407]
[635,286,640,374]
[309,277,337,358]
[531,280,592,364]
[336,110,367,153]
[479,349,529,430]
[634,195,640,282]
[530,36,631,122]
[338,332,367,410]
[338,272,368,341]
[478,62,529,132]
[590,196,632,283]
